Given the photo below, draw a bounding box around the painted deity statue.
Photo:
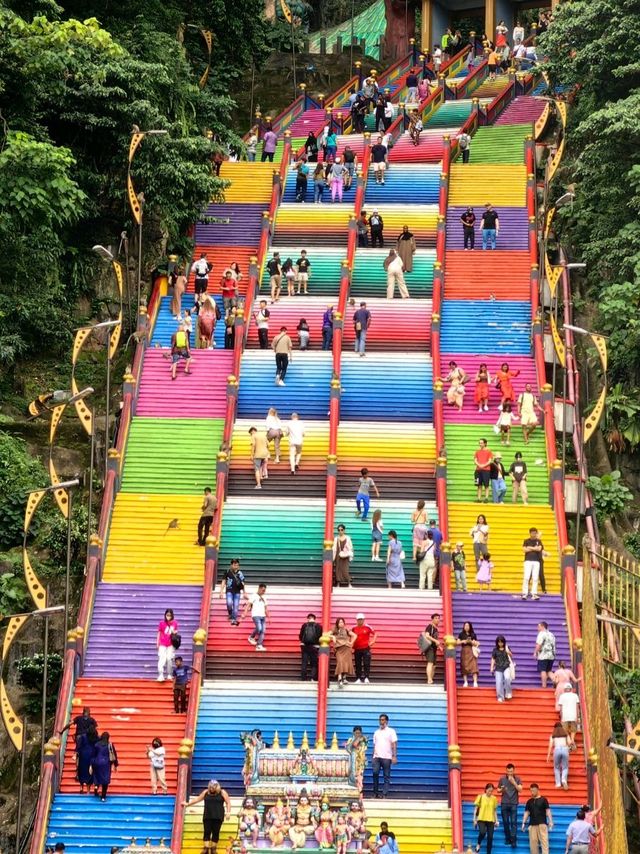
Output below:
[335,815,352,854]
[288,791,317,850]
[314,798,335,849]
[237,796,261,847]
[264,798,291,847]
[346,799,368,850]
[290,747,318,778]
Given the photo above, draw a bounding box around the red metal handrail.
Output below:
[316,143,371,741]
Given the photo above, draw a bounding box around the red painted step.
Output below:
[444,250,531,301]
[60,679,186,794]
[457,688,587,804]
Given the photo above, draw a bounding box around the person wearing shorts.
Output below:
[371,138,387,184]
[183,780,231,852]
[249,426,270,489]
[422,613,440,684]
[266,253,282,302]
[170,325,191,380]
[474,438,493,502]
[295,251,311,294]
[192,253,211,296]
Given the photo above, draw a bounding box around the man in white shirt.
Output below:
[558,684,580,748]
[287,412,305,474]
[513,41,527,69]
[372,714,398,798]
[243,583,269,651]
[565,809,600,854]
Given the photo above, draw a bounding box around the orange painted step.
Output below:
[60,679,186,795]
[444,250,531,300]
[457,688,587,804]
[186,246,256,293]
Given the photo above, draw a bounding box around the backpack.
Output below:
[302,624,318,645]
[175,330,187,348]
[459,134,470,150]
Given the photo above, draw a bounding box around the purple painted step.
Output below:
[195,204,264,246]
[84,583,202,678]
[495,96,547,126]
[446,206,529,250]
[451,592,570,687]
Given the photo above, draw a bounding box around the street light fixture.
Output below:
[128,128,169,312]
[555,191,575,209]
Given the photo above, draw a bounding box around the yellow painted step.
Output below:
[231,418,329,458]
[183,798,452,854]
[448,164,528,206]
[337,420,436,464]
[447,501,560,593]
[219,162,276,203]
[102,494,204,585]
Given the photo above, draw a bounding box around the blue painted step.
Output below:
[151,295,227,349]
[237,351,333,419]
[193,682,317,794]
[365,164,440,205]
[47,794,174,853]
[326,685,449,797]
[340,353,433,421]
[440,300,532,355]
[462,802,584,853]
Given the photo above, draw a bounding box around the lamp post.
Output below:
[127,128,169,311]
[2,605,65,851]
[562,323,608,553]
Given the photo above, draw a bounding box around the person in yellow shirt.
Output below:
[474,782,499,853]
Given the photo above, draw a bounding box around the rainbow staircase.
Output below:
[438,89,591,851]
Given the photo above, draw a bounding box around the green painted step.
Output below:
[268,137,307,164]
[468,124,531,164]
[444,423,549,504]
[332,501,439,587]
[351,249,435,299]
[121,418,223,494]
[260,247,344,296]
[218,498,325,584]
[307,0,385,56]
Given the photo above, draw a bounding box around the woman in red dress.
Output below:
[474,362,491,412]
[495,362,520,406]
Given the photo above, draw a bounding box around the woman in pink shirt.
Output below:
[157,608,179,681]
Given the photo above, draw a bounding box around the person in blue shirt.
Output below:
[376,832,399,853]
[172,656,200,713]
[429,519,443,562]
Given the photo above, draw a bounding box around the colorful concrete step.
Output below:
[237,351,333,420]
[448,164,528,206]
[391,129,461,163]
[467,123,532,164]
[438,354,537,425]
[260,246,344,297]
[47,795,175,854]
[443,250,532,300]
[330,588,443,682]
[495,96,547,126]
[340,353,433,421]
[194,203,265,246]
[336,422,436,501]
[205,586,323,680]
[273,203,351,246]
[440,299,532,355]
[462,803,584,854]
[193,682,317,793]
[364,163,440,205]
[444,423,549,504]
[137,349,232,418]
[326,685,448,797]
[458,688,587,803]
[186,246,256,293]
[447,502,561,594]
[228,418,328,498]
[445,206,530,250]
[451,592,570,686]
[351,248,435,299]
[151,295,228,350]
[102,494,204,585]
[218,497,325,585]
[282,166,356,204]
[218,161,275,203]
[84,583,202,679]
[121,418,223,494]
[60,680,186,793]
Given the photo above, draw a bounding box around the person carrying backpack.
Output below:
[299,613,323,681]
[458,131,471,163]
[170,324,192,380]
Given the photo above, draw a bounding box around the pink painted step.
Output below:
[136,349,233,418]
[437,353,537,424]
[495,96,547,126]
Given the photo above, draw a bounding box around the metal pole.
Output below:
[41,598,49,763]
[105,351,111,481]
[64,490,73,641]
[87,406,95,550]
[16,716,27,852]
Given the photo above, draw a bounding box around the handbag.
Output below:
[170,632,182,650]
[472,644,480,658]
[399,549,406,560]
[417,633,431,653]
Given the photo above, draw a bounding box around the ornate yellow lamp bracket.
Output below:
[198,30,213,89]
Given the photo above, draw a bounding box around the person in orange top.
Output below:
[474,438,494,502]
[487,48,501,80]
[495,362,520,405]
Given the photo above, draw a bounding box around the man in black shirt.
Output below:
[460,207,476,250]
[299,613,322,680]
[508,451,528,504]
[422,613,440,684]
[522,527,543,600]
[522,783,553,853]
[61,706,97,742]
[371,140,387,185]
[497,762,523,847]
[266,252,282,302]
[218,558,248,625]
[481,203,500,250]
[295,251,311,294]
[406,70,419,102]
[369,210,384,247]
